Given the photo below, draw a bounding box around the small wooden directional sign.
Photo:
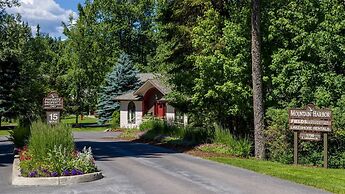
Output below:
[289,104,332,168]
[43,92,63,110]
[299,132,321,141]
[43,91,63,124]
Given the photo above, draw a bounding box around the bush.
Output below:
[111,111,120,129]
[182,126,212,144]
[28,121,74,161]
[213,125,251,157]
[265,108,293,164]
[139,117,156,131]
[8,126,30,148]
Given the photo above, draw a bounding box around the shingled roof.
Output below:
[114,73,171,101]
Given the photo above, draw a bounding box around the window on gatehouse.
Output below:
[128,101,136,124]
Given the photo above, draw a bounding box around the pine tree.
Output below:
[97,53,140,124]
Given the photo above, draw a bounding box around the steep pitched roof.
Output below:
[115,73,171,101]
[114,91,142,101]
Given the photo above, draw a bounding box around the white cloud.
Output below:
[7,0,77,38]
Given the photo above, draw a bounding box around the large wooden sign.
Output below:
[43,91,63,124]
[289,104,332,133]
[43,92,63,110]
[289,104,332,168]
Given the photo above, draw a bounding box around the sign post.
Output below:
[43,92,63,125]
[288,104,332,168]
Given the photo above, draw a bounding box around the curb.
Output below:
[12,157,103,186]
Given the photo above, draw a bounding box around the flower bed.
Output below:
[16,121,100,179]
[19,146,98,178]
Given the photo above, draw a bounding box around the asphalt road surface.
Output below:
[0,132,330,194]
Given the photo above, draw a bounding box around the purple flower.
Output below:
[51,172,59,177]
[29,171,37,177]
[62,170,70,176]
[71,169,78,176]
[42,169,49,173]
[76,170,83,175]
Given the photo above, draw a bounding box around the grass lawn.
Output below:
[61,115,98,124]
[0,130,10,136]
[209,157,345,193]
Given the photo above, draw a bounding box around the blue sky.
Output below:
[8,0,84,38]
[55,0,84,12]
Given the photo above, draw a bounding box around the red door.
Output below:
[155,102,166,118]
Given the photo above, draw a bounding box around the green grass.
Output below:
[209,157,345,193]
[118,128,141,140]
[0,130,11,136]
[61,115,98,124]
[1,120,18,126]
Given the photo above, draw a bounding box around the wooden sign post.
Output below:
[289,104,332,168]
[43,92,63,124]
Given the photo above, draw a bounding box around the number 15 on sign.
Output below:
[46,111,60,124]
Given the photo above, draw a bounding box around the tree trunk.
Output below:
[75,114,79,125]
[251,0,265,159]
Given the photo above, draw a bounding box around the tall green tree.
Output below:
[0,2,31,126]
[191,7,252,132]
[263,0,345,109]
[97,53,140,124]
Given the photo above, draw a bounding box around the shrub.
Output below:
[8,126,30,148]
[111,111,120,129]
[213,125,251,157]
[28,121,74,161]
[139,118,156,131]
[265,108,293,164]
[182,126,212,144]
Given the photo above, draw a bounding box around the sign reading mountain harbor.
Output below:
[288,104,332,168]
[43,92,63,124]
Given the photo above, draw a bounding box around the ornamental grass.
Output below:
[19,121,98,177]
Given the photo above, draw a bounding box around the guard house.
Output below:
[115,73,187,128]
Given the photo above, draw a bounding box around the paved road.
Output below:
[0,132,329,194]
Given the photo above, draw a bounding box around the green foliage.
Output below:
[20,145,97,177]
[265,108,345,168]
[97,53,140,124]
[111,111,120,129]
[264,0,345,108]
[332,95,345,130]
[28,121,74,161]
[139,117,156,131]
[191,8,251,129]
[181,126,212,145]
[8,126,30,148]
[213,125,251,157]
[140,119,251,157]
[265,109,293,164]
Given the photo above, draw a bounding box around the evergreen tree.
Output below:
[97,53,140,124]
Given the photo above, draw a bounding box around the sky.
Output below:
[8,0,84,38]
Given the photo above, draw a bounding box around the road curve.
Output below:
[0,132,329,194]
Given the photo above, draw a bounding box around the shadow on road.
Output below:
[0,142,13,167]
[75,141,178,161]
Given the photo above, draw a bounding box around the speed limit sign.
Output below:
[46,111,60,124]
